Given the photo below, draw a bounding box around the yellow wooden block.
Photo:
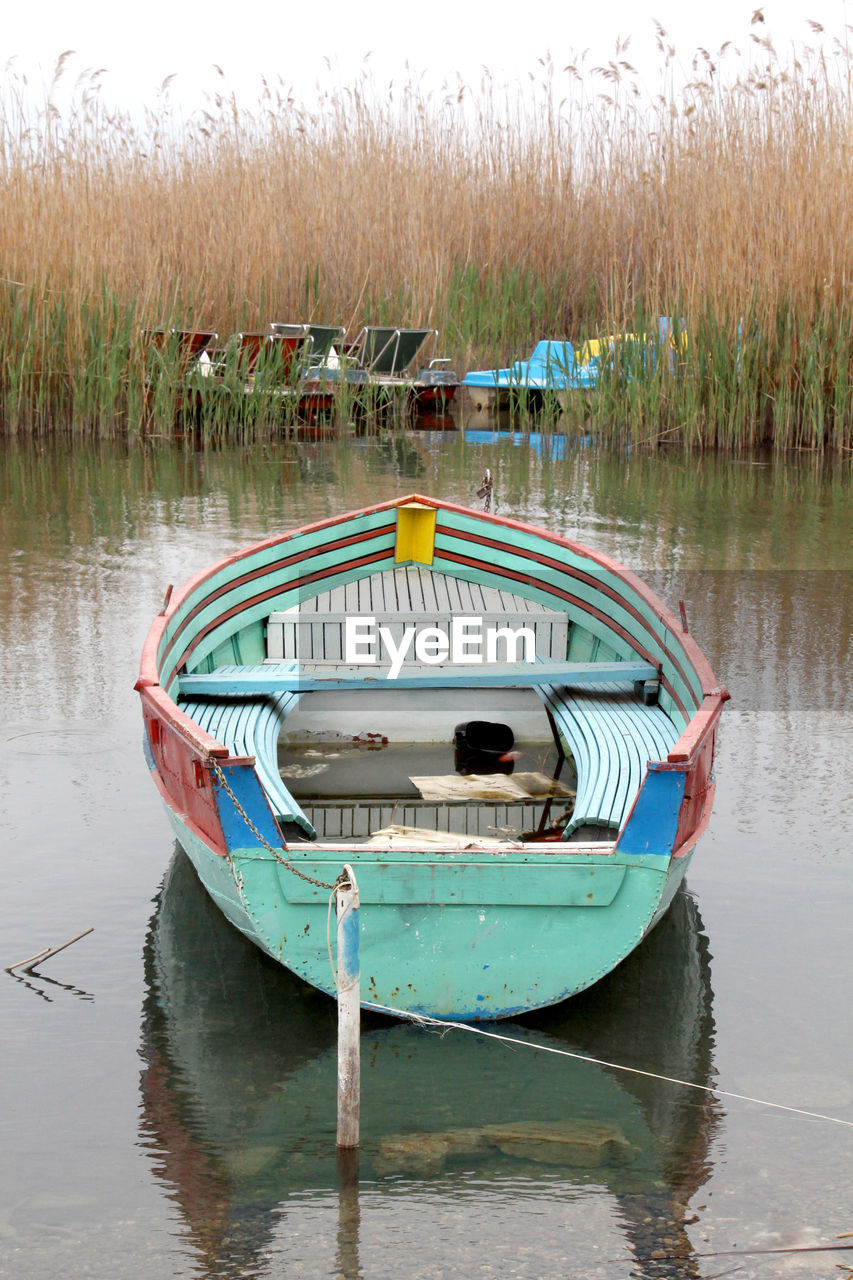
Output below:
[395,501,436,564]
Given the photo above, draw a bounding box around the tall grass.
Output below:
[4,27,853,448]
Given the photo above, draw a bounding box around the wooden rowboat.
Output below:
[136,495,727,1021]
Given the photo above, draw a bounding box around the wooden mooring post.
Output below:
[335,865,360,1149]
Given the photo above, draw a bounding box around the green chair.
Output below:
[354,327,437,375]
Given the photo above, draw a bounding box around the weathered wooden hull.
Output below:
[162,799,695,1020]
[137,495,725,1021]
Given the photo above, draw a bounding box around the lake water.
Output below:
[1,425,851,1279]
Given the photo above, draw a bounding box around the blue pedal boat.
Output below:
[463,339,599,411]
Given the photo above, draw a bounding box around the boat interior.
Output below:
[178,562,681,849]
[279,685,574,844]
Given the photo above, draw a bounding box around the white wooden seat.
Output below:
[266,565,571,666]
[538,681,679,836]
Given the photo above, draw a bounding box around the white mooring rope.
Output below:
[372,1004,853,1130]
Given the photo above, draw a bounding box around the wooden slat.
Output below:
[179,659,660,696]
[408,570,425,612]
[431,571,452,612]
[179,681,315,837]
[591,696,634,826]
[539,681,679,836]
[269,609,571,624]
[302,799,542,841]
[478,583,506,610]
[542,688,601,830]
[413,566,434,612]
[444,575,464,612]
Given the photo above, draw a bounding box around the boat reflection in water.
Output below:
[139,849,721,1279]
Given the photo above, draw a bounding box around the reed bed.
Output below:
[4,25,853,449]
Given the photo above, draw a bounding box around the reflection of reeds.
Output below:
[4,28,853,448]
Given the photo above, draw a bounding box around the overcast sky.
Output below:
[4,0,851,117]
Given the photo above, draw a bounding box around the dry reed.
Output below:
[4,25,853,448]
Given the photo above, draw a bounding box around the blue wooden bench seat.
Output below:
[538,681,680,837]
[179,665,315,838]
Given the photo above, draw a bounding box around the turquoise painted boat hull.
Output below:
[155,726,701,1021]
[167,804,689,1020]
[138,494,725,1021]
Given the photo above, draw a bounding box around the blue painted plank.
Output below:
[603,697,645,823]
[538,682,679,838]
[178,659,659,696]
[615,768,686,858]
[577,687,660,827]
[540,686,602,833]
[179,687,315,837]
[592,696,632,827]
[569,696,612,827]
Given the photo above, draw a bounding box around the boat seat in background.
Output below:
[232,331,271,375]
[352,327,436,375]
[179,675,316,838]
[538,681,680,837]
[524,340,581,385]
[140,327,219,379]
[269,323,346,371]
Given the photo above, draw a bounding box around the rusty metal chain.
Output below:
[208,757,338,891]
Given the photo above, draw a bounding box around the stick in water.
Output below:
[6,928,94,973]
[5,948,50,973]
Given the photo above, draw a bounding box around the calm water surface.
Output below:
[1,427,851,1279]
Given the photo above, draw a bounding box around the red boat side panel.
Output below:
[139,688,228,855]
[668,692,728,763]
[671,725,719,856]
[672,779,717,860]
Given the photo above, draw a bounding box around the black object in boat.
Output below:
[453,720,515,775]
